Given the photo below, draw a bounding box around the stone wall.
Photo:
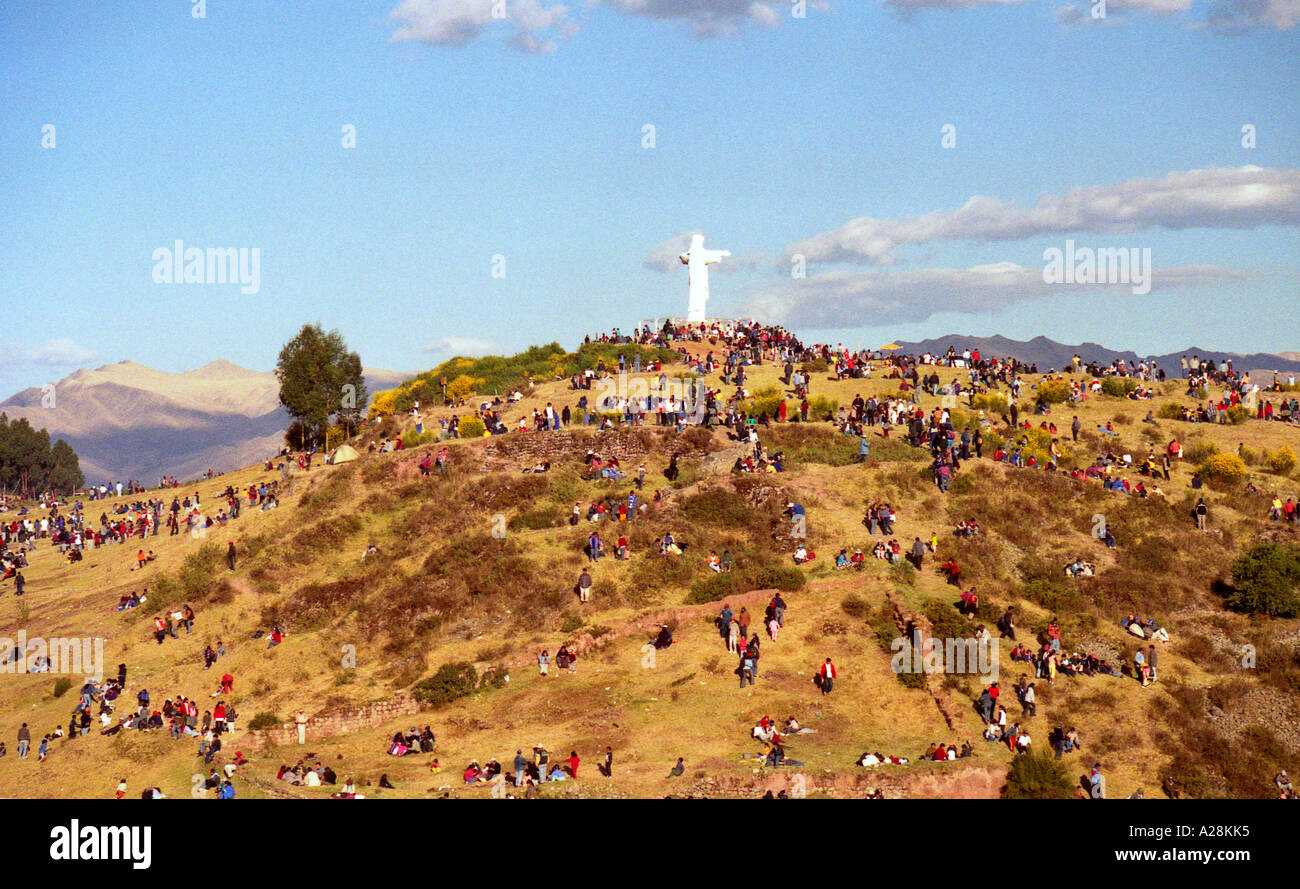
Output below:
[247,691,419,751]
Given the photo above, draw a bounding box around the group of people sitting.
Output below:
[276,760,335,786]
[1063,558,1097,577]
[386,726,437,756]
[924,740,975,761]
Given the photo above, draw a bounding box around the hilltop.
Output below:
[1,332,1297,800]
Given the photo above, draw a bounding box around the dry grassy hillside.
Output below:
[1,347,1296,799]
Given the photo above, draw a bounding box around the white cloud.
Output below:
[741,262,1254,328]
[1058,0,1298,28]
[386,0,827,51]
[0,338,100,368]
[785,166,1300,265]
[601,0,825,36]
[884,0,1027,16]
[387,0,573,53]
[422,335,502,357]
[1202,0,1300,31]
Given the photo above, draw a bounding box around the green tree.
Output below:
[1002,752,1075,799]
[1227,542,1300,618]
[275,324,367,450]
[0,414,83,495]
[47,438,85,493]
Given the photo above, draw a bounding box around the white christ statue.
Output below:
[679,233,730,323]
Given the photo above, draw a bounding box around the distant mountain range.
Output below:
[890,335,1300,378]
[0,361,408,485]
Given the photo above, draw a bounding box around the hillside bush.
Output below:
[1226,542,1300,618]
[508,505,566,531]
[680,488,754,529]
[1184,441,1218,464]
[1036,379,1073,403]
[249,712,282,731]
[458,416,487,439]
[807,395,839,422]
[1100,377,1138,398]
[1197,453,1246,487]
[1002,752,1075,799]
[412,662,480,706]
[740,386,784,418]
[1157,402,1184,420]
[52,677,72,698]
[752,564,806,591]
[685,573,737,605]
[1265,446,1296,475]
[970,393,1010,412]
[1225,405,1250,425]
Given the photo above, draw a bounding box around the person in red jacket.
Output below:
[818,658,837,695]
[565,750,580,779]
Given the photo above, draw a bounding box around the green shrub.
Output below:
[685,573,738,605]
[52,677,73,698]
[841,594,872,620]
[1226,542,1300,618]
[752,565,807,591]
[740,386,783,418]
[1100,377,1138,398]
[1157,402,1184,420]
[249,712,282,731]
[1184,441,1219,464]
[891,559,916,586]
[1002,752,1075,799]
[680,488,753,528]
[458,416,487,438]
[1226,405,1250,425]
[971,393,1010,413]
[1037,379,1073,403]
[807,395,839,422]
[412,662,480,706]
[477,664,509,690]
[508,506,566,531]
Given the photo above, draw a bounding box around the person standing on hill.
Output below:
[818,658,837,695]
[1071,416,1081,442]
[226,541,236,571]
[577,569,592,604]
[1194,498,1208,531]
[910,537,926,568]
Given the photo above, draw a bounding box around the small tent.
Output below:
[330,444,360,465]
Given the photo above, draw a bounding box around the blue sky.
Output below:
[1,0,1297,393]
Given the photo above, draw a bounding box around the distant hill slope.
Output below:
[891,334,1300,378]
[0,361,408,484]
